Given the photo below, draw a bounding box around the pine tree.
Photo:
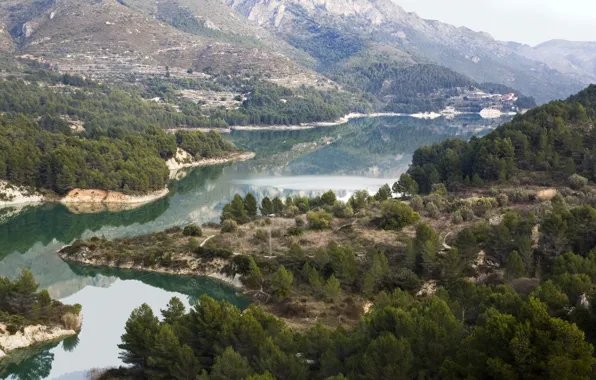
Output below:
[324,275,341,302]
[506,250,526,280]
[244,193,258,218]
[161,297,186,325]
[118,304,160,367]
[243,257,263,290]
[210,347,253,380]
[271,266,293,301]
[260,197,274,216]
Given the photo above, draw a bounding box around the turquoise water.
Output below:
[0,115,510,379]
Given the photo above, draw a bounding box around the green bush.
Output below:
[569,174,588,190]
[221,219,239,233]
[307,210,334,230]
[183,224,203,237]
[378,200,420,230]
[195,246,234,260]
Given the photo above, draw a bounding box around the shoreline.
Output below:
[168,151,256,170]
[0,151,256,213]
[57,249,245,290]
[167,109,514,133]
[0,321,81,359]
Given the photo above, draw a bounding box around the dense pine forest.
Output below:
[408,84,596,193]
[0,68,240,195]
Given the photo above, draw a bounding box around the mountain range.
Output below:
[0,0,595,104]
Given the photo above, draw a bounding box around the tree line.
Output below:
[407,84,596,193]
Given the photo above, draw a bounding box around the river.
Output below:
[0,115,511,379]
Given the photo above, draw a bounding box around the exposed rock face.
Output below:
[0,180,44,207]
[0,320,80,354]
[60,188,169,205]
[226,0,586,103]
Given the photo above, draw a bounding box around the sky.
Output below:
[395,0,596,46]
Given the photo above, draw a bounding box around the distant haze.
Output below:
[395,0,596,46]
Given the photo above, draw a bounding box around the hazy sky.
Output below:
[395,0,596,46]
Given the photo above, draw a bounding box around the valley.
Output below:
[1,0,596,379]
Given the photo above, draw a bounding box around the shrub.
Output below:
[410,196,424,211]
[331,201,354,218]
[496,193,509,207]
[295,217,305,227]
[221,219,238,233]
[287,226,304,236]
[195,246,234,260]
[62,313,80,330]
[460,206,475,221]
[253,228,269,243]
[188,238,200,250]
[378,200,420,230]
[508,189,530,204]
[425,202,440,219]
[183,224,202,237]
[569,174,588,190]
[307,210,334,230]
[451,210,463,224]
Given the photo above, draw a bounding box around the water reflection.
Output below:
[0,115,512,378]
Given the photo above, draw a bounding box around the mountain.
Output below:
[225,0,587,103]
[512,39,596,84]
[0,0,325,87]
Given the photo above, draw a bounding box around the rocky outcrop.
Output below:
[0,319,81,356]
[168,151,256,178]
[60,188,169,205]
[0,180,43,207]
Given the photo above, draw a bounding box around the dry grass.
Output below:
[61,312,80,330]
[537,188,557,201]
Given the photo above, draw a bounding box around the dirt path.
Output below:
[200,235,215,247]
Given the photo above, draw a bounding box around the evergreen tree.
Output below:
[271,266,293,301]
[118,304,160,367]
[393,173,419,198]
[506,250,526,281]
[272,197,284,216]
[324,275,341,302]
[210,347,253,380]
[161,297,186,325]
[374,184,393,201]
[244,193,258,219]
[243,257,263,290]
[260,197,274,216]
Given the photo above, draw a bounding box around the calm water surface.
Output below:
[0,115,510,379]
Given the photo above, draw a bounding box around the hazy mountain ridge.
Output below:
[511,39,596,84]
[225,0,588,103]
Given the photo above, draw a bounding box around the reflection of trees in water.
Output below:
[0,341,58,380]
[65,262,250,309]
[229,116,512,176]
[61,335,80,352]
[169,165,226,196]
[0,196,170,259]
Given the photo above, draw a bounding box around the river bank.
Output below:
[0,321,80,358]
[0,150,256,213]
[167,109,513,133]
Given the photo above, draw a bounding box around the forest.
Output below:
[0,113,235,195]
[143,76,373,126]
[96,185,596,379]
[407,84,596,193]
[333,63,536,113]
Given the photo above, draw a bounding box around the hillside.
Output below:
[225,0,587,103]
[407,84,596,193]
[0,0,325,87]
[512,39,596,84]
